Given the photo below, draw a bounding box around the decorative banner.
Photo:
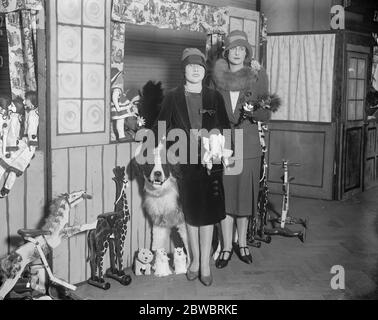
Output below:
[112,0,228,34]
[0,0,43,13]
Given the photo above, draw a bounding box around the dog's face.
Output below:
[133,145,181,190]
[174,247,185,258]
[138,248,154,264]
[155,248,169,261]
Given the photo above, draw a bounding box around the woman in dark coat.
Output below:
[211,30,272,268]
[155,48,230,286]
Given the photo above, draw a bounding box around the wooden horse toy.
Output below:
[87,166,132,290]
[0,190,93,300]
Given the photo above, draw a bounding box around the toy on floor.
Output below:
[264,160,308,243]
[134,249,153,276]
[153,248,172,277]
[0,190,93,300]
[173,247,187,275]
[87,166,132,290]
[247,122,272,248]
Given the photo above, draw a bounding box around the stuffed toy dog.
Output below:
[134,248,154,276]
[153,248,172,277]
[173,247,187,275]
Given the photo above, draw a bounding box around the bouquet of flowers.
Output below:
[237,92,282,126]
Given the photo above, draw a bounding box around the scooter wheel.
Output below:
[265,236,272,244]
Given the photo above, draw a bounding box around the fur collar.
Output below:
[212,59,260,91]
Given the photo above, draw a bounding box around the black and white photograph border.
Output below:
[0,0,378,303]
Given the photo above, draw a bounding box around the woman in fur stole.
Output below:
[211,30,272,268]
[154,48,230,286]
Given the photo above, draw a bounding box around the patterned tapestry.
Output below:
[111,21,126,75]
[0,0,43,13]
[112,0,228,34]
[5,10,37,98]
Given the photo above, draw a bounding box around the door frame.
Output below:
[338,37,373,200]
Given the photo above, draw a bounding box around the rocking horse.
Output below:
[0,190,93,300]
[87,166,132,290]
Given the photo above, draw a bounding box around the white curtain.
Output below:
[267,34,336,122]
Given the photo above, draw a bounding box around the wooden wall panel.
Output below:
[7,175,25,251]
[116,143,133,267]
[129,143,147,256]
[86,145,104,280]
[51,149,69,281]
[266,121,336,200]
[68,147,87,284]
[25,151,46,229]
[0,176,8,256]
[102,144,117,272]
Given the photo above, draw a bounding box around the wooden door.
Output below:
[341,48,370,199]
[228,7,260,62]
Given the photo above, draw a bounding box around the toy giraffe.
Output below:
[87,166,132,290]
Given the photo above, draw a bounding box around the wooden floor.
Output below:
[75,187,378,300]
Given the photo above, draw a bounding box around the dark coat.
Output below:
[154,85,230,226]
[211,59,270,160]
[211,59,271,216]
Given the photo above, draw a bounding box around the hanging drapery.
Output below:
[112,0,228,33]
[0,0,43,13]
[267,34,336,122]
[1,0,43,99]
[6,10,37,98]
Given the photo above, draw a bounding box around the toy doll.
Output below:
[0,91,39,198]
[111,69,129,142]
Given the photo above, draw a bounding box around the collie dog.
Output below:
[133,144,190,267]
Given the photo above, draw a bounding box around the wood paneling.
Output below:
[266,121,336,200]
[0,176,8,256]
[51,148,69,281]
[0,151,46,259]
[25,151,46,229]
[48,142,153,284]
[364,122,378,190]
[7,175,25,251]
[86,145,103,279]
[68,147,87,284]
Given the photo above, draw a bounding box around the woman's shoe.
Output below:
[186,269,199,281]
[215,250,233,269]
[200,273,213,286]
[237,246,253,264]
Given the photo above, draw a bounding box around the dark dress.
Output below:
[154,86,230,226]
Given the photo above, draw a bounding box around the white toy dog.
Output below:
[173,247,187,275]
[153,248,172,277]
[134,248,154,276]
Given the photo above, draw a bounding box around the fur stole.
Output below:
[212,59,261,92]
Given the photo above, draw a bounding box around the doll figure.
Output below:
[0,91,39,198]
[111,69,129,142]
[0,96,11,159]
[3,98,23,158]
[122,96,143,141]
